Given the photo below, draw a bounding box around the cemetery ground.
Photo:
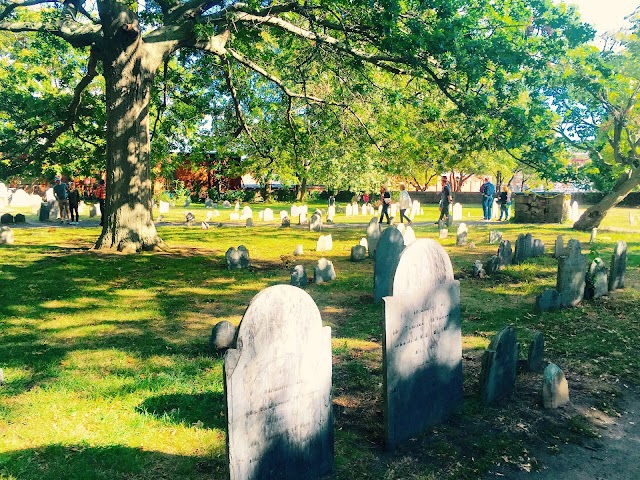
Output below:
[0,202,639,479]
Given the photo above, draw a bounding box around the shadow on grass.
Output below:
[0,444,227,480]
[137,392,226,430]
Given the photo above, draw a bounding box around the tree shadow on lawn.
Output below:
[136,392,226,430]
[0,444,227,480]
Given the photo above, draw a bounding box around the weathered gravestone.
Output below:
[210,321,236,351]
[513,233,534,264]
[527,331,545,373]
[609,240,627,291]
[185,211,195,226]
[401,225,416,246]
[309,213,322,232]
[315,258,337,284]
[590,228,597,244]
[262,208,274,222]
[382,239,462,448]
[205,197,214,208]
[489,231,502,245]
[585,258,608,300]
[570,201,580,222]
[222,200,232,208]
[226,246,250,270]
[532,239,545,257]
[497,240,512,268]
[554,235,564,258]
[557,239,587,307]
[290,265,308,287]
[245,218,253,228]
[326,205,335,223]
[224,285,333,480]
[0,226,14,245]
[484,256,501,275]
[472,260,485,278]
[241,206,253,220]
[535,289,562,313]
[438,228,448,239]
[542,363,569,409]
[479,326,518,405]
[14,214,25,223]
[374,227,405,304]
[452,203,463,221]
[0,213,14,224]
[293,245,303,256]
[350,245,367,262]
[456,223,468,246]
[366,218,381,259]
[316,234,333,252]
[281,216,291,228]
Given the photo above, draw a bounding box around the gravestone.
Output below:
[0,213,14,224]
[309,213,322,232]
[452,203,463,221]
[263,208,274,222]
[401,226,416,246]
[366,218,381,259]
[361,204,367,216]
[492,198,500,220]
[224,285,333,480]
[532,239,545,257]
[241,206,253,220]
[316,234,333,252]
[359,237,368,250]
[299,213,308,225]
[326,205,335,223]
[456,223,468,246]
[0,226,14,245]
[281,216,291,228]
[245,218,253,228]
[345,204,353,216]
[39,203,50,222]
[373,228,405,303]
[382,239,462,448]
[185,211,195,226]
[229,212,240,221]
[513,233,534,264]
[201,221,209,230]
[290,265,308,287]
[497,240,512,268]
[570,201,579,222]
[222,200,232,208]
[489,231,502,244]
[234,201,240,211]
[472,260,485,278]
[14,214,25,223]
[30,194,42,214]
[205,197,214,208]
[527,331,545,373]
[293,245,303,256]
[280,210,288,221]
[542,363,569,409]
[410,200,421,218]
[585,258,608,300]
[159,201,170,213]
[484,256,500,275]
[479,326,518,405]
[226,246,250,270]
[9,189,30,208]
[389,203,397,220]
[590,228,597,244]
[609,240,627,291]
[314,258,336,284]
[554,235,564,258]
[350,245,367,262]
[438,228,448,239]
[557,239,587,307]
[535,289,562,313]
[210,321,236,351]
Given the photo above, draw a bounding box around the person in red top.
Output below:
[95,179,106,226]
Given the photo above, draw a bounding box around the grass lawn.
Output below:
[0,200,639,479]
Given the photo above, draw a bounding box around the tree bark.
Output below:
[573,168,640,231]
[93,8,166,251]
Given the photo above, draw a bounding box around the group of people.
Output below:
[480,177,512,221]
[378,183,413,225]
[52,177,106,226]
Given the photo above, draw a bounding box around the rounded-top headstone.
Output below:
[392,239,454,296]
[293,245,303,256]
[210,321,236,351]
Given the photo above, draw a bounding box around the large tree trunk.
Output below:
[93,8,165,251]
[573,168,640,231]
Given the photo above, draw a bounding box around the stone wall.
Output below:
[512,193,569,223]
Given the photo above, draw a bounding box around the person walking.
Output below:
[95,179,106,226]
[437,175,452,224]
[68,181,81,224]
[53,176,70,223]
[398,183,412,225]
[498,185,512,221]
[480,177,496,220]
[379,185,391,225]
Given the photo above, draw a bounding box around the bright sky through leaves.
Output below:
[567,0,639,33]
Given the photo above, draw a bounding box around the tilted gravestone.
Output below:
[210,321,236,351]
[374,228,405,304]
[309,212,322,232]
[557,239,587,307]
[382,239,463,448]
[314,258,336,284]
[226,245,250,270]
[585,258,608,300]
[497,240,512,268]
[479,326,518,405]
[224,285,333,480]
[513,233,534,264]
[543,363,569,409]
[290,265,308,287]
[366,218,381,259]
[527,331,545,373]
[609,240,627,291]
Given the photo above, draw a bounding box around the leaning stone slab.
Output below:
[608,240,627,291]
[543,363,569,409]
[479,326,518,405]
[535,289,562,313]
[366,218,381,259]
[290,265,308,287]
[224,285,333,480]
[374,228,405,303]
[585,258,608,300]
[527,331,545,373]
[226,245,250,270]
[210,321,236,351]
[315,258,336,284]
[383,239,462,448]
[557,239,587,307]
[350,245,367,262]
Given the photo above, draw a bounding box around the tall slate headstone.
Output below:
[527,331,545,373]
[497,240,512,268]
[383,239,462,448]
[585,258,608,300]
[366,217,381,259]
[374,228,405,304]
[609,240,628,291]
[479,326,518,405]
[557,239,587,307]
[224,285,333,480]
[554,235,564,258]
[513,233,534,264]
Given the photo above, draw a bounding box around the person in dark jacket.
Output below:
[68,181,81,224]
[498,185,512,221]
[480,177,496,220]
